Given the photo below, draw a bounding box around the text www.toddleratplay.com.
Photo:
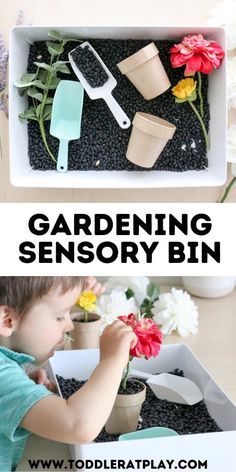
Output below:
[28,458,208,470]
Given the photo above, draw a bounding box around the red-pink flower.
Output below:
[118,313,162,359]
[170,34,225,76]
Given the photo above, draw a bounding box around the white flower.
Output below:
[228,124,236,150]
[231,162,236,175]
[96,290,139,330]
[104,276,150,305]
[207,1,236,50]
[152,288,198,337]
[227,57,236,109]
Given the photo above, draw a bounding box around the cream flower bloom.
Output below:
[231,163,236,176]
[228,124,236,150]
[104,276,150,305]
[96,290,139,331]
[207,0,236,50]
[153,288,199,337]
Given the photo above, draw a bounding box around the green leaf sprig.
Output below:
[125,282,160,319]
[140,282,160,318]
[14,30,82,162]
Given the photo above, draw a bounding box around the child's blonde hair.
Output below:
[0,276,84,317]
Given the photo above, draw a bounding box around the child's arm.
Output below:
[20,320,137,444]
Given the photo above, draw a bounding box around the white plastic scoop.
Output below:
[68,41,131,129]
[129,369,203,405]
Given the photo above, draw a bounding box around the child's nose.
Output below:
[65,313,74,332]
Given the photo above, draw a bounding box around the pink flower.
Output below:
[118,313,162,359]
[170,34,225,76]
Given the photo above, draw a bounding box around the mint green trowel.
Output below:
[50,80,84,173]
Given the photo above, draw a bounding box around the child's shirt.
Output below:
[0,346,54,472]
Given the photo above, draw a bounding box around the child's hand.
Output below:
[28,369,57,393]
[100,320,137,369]
[84,276,105,296]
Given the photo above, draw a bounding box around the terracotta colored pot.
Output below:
[71,313,101,349]
[105,381,146,434]
[126,111,176,168]
[117,42,171,100]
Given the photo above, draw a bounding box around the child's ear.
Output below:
[0,306,17,337]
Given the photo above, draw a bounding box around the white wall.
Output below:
[98,276,182,285]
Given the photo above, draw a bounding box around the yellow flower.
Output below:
[76,290,97,312]
[171,78,197,100]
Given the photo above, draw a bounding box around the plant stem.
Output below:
[197,71,204,118]
[0,87,8,117]
[219,176,236,203]
[38,119,57,162]
[0,106,3,157]
[38,55,58,163]
[0,88,6,99]
[188,100,210,150]
[122,360,130,390]
[39,56,54,117]
[84,311,88,322]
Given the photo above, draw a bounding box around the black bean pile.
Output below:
[27,38,210,172]
[117,378,145,395]
[70,44,109,88]
[56,369,221,443]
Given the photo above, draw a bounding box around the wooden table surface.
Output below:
[17,285,236,470]
[1,0,236,202]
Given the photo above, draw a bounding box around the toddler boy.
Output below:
[0,276,137,472]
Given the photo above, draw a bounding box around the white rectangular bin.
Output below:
[49,345,236,471]
[9,26,227,189]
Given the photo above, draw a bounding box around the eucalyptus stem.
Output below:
[38,54,60,163]
[197,71,204,118]
[188,100,210,150]
[219,176,236,203]
[38,119,57,162]
[39,57,54,120]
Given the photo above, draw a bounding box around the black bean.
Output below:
[27,39,210,172]
[56,368,221,443]
[70,45,108,88]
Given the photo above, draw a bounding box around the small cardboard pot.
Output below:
[117,42,171,100]
[126,112,176,168]
[105,381,146,435]
[71,313,101,350]
[64,337,72,350]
